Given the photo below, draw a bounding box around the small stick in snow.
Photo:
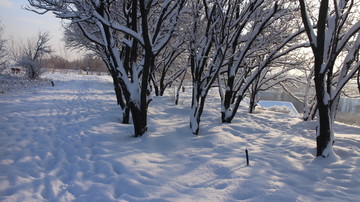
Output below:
[245,148,250,166]
[51,81,55,86]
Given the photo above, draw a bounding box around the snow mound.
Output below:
[258,100,299,115]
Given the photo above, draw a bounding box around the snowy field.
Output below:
[1,73,360,201]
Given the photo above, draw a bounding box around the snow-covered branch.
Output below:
[333,34,360,99]
[298,0,317,50]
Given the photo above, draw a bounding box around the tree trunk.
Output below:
[159,80,165,96]
[122,106,130,124]
[175,69,186,105]
[221,75,235,123]
[114,83,124,105]
[159,68,167,96]
[303,100,317,121]
[314,0,333,157]
[116,85,130,124]
[130,102,147,137]
[314,69,333,157]
[132,0,153,137]
[357,69,360,94]
[109,69,130,124]
[190,94,206,135]
[316,102,333,157]
[248,90,257,113]
[298,0,334,157]
[151,74,160,96]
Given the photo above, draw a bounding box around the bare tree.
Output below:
[188,0,229,135]
[0,20,7,71]
[298,0,360,157]
[17,31,52,79]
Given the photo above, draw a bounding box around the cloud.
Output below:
[0,0,15,8]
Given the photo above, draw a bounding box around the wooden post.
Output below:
[245,148,249,166]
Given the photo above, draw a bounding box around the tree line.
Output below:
[24,0,360,158]
[44,55,108,73]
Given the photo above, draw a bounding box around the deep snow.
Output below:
[0,73,359,201]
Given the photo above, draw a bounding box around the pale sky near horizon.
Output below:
[0,0,82,60]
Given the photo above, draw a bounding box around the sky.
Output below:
[0,0,82,60]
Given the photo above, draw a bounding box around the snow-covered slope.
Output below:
[0,73,359,201]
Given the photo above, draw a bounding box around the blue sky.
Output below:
[0,0,81,60]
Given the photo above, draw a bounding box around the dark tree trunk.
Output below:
[111,73,124,106]
[357,69,360,94]
[221,75,235,123]
[151,74,160,96]
[159,79,167,96]
[315,101,332,157]
[130,102,147,137]
[314,0,333,157]
[159,66,167,96]
[122,106,130,124]
[128,0,154,137]
[175,69,187,105]
[106,57,131,124]
[303,100,317,121]
[248,91,257,113]
[115,83,130,124]
[315,76,331,157]
[114,85,123,105]
[299,0,333,157]
[191,93,207,135]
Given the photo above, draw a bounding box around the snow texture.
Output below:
[1,72,360,201]
[0,73,49,94]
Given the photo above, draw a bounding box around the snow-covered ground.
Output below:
[0,73,359,201]
[0,73,50,94]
